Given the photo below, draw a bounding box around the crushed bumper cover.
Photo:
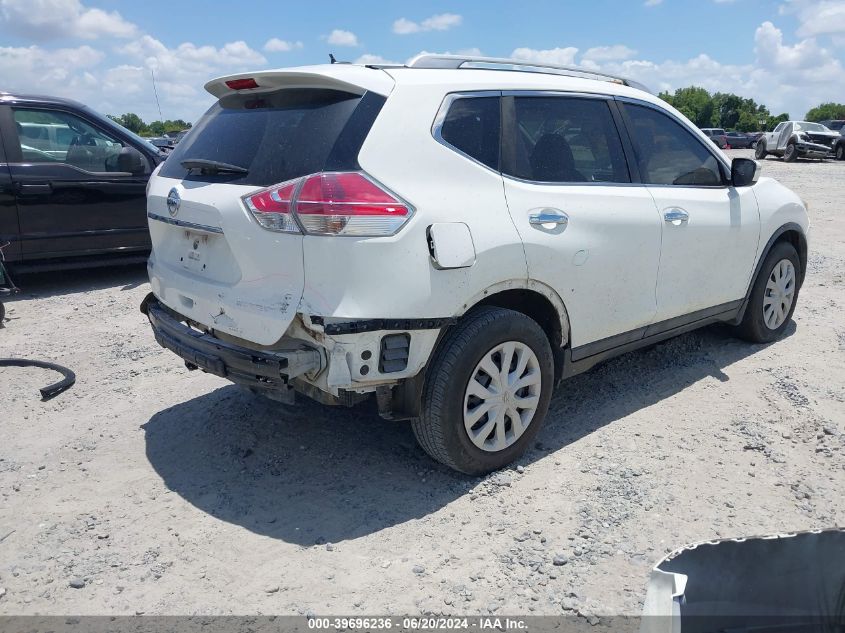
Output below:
[796,142,834,158]
[140,293,321,393]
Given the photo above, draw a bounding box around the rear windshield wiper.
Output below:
[180,159,248,175]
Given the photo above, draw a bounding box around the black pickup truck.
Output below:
[0,93,165,270]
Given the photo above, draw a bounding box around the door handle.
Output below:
[17,183,52,196]
[663,208,689,225]
[529,208,569,229]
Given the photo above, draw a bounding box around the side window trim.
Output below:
[607,99,643,184]
[431,90,503,174]
[500,91,635,187]
[0,105,22,163]
[614,96,730,189]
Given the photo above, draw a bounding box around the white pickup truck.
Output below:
[755,120,838,162]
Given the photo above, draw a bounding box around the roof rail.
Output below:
[405,54,651,94]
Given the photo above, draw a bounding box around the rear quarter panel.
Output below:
[299,84,528,320]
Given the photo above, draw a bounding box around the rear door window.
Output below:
[505,96,630,183]
[161,89,382,187]
[439,96,500,170]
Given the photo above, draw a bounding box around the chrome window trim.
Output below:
[500,90,611,99]
[147,212,224,234]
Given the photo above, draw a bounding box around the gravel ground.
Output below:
[1,150,843,621]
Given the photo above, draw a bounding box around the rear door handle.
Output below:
[529,208,569,230]
[663,208,689,225]
[17,183,53,196]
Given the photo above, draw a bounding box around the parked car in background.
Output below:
[701,127,728,148]
[141,55,808,474]
[755,120,839,162]
[745,131,765,148]
[724,130,754,149]
[144,136,176,154]
[818,119,844,132]
[834,131,845,161]
[0,92,164,269]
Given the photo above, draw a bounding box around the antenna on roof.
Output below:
[150,68,164,121]
[329,53,337,64]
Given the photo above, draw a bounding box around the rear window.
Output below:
[160,88,384,186]
[439,96,500,170]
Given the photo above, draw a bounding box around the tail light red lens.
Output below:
[242,179,299,232]
[242,172,411,237]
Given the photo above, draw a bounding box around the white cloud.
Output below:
[393,13,463,34]
[0,44,103,89]
[354,53,400,65]
[582,45,637,62]
[780,0,845,42]
[1,34,267,123]
[326,29,359,47]
[0,0,137,40]
[263,38,303,53]
[644,0,664,6]
[510,46,579,66]
[508,20,844,119]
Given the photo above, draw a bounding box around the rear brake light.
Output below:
[296,173,410,236]
[243,179,299,232]
[242,172,411,237]
[225,78,259,90]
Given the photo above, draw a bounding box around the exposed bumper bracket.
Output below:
[141,293,321,391]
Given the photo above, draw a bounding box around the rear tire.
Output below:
[412,306,554,475]
[784,142,798,162]
[754,141,767,159]
[736,241,801,344]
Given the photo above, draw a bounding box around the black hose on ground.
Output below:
[0,358,76,400]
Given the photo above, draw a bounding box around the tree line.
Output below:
[107,113,192,137]
[106,94,845,138]
[658,87,845,132]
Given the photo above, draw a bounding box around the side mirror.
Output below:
[731,157,760,187]
[117,146,147,175]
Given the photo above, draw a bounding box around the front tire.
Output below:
[755,141,767,159]
[836,144,845,161]
[736,241,801,344]
[412,306,554,475]
[784,142,798,162]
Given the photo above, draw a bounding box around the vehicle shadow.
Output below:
[2,263,148,301]
[143,322,792,545]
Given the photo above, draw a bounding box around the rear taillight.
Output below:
[242,172,411,237]
[243,179,299,232]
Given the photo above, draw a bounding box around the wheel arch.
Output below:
[388,280,571,420]
[731,222,807,325]
[463,280,571,382]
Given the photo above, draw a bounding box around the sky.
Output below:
[2,0,844,124]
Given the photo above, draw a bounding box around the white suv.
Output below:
[141,55,809,475]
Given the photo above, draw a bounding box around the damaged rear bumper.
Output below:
[140,293,321,397]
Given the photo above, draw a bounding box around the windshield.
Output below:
[794,121,828,132]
